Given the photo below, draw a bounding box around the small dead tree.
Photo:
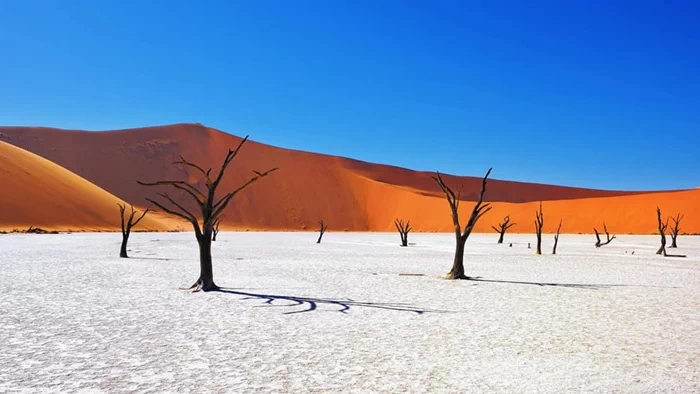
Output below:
[534,201,544,255]
[552,219,562,255]
[394,219,411,247]
[656,207,669,256]
[669,213,683,248]
[593,223,616,247]
[433,168,492,280]
[491,215,516,244]
[118,204,151,258]
[212,217,222,241]
[138,136,277,292]
[317,220,327,244]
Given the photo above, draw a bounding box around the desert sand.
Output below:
[0,124,697,233]
[0,141,176,232]
[1,232,698,392]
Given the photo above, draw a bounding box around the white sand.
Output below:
[1,232,698,393]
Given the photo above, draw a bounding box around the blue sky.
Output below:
[1,0,698,190]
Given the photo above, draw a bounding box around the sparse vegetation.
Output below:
[534,202,544,255]
[118,204,151,258]
[317,220,327,244]
[594,223,616,247]
[394,219,411,247]
[492,215,515,244]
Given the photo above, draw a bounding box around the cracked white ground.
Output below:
[1,232,698,393]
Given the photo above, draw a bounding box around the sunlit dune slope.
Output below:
[0,124,697,233]
[0,141,175,232]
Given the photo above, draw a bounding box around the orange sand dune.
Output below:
[0,124,697,234]
[0,141,176,232]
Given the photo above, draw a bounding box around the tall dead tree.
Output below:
[317,220,327,244]
[433,168,492,280]
[656,207,669,256]
[552,219,562,255]
[491,215,515,244]
[212,217,222,242]
[394,218,411,247]
[138,136,277,292]
[118,204,151,258]
[669,213,683,248]
[593,223,616,247]
[534,201,544,255]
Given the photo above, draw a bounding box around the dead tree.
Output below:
[669,213,683,248]
[394,219,411,247]
[534,201,543,255]
[593,223,616,247]
[433,168,492,280]
[212,217,222,241]
[317,220,327,244]
[491,215,515,244]
[138,136,277,292]
[552,220,562,255]
[118,204,151,258]
[656,207,669,256]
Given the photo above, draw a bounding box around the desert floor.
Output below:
[1,233,698,393]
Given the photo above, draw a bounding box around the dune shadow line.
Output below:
[214,288,448,315]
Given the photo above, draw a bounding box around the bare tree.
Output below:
[593,223,616,247]
[534,201,543,255]
[394,218,411,247]
[491,215,516,244]
[138,136,277,292]
[433,168,492,280]
[552,219,562,255]
[118,204,151,258]
[317,220,327,244]
[212,217,222,242]
[656,207,669,256]
[669,213,683,248]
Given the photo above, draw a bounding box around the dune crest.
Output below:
[0,124,697,234]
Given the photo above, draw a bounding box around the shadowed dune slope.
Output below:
[0,124,697,233]
[0,141,175,231]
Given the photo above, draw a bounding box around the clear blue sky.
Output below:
[1,1,698,190]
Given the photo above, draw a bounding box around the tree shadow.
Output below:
[468,278,678,289]
[214,288,448,315]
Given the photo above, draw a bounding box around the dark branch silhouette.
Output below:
[432,168,492,280]
[534,201,543,255]
[394,218,411,247]
[316,220,327,244]
[212,217,222,241]
[552,219,562,255]
[593,223,616,247]
[118,204,151,258]
[491,215,516,244]
[669,213,683,248]
[656,207,669,256]
[138,136,277,292]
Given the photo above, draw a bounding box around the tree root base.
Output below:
[185,278,220,292]
[445,273,481,280]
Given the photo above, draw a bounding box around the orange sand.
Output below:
[0,141,176,232]
[0,124,697,234]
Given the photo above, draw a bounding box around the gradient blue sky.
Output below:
[1,1,698,190]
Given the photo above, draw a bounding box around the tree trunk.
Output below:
[400,233,408,247]
[120,233,129,258]
[670,234,678,248]
[447,238,467,279]
[497,231,504,244]
[192,235,218,291]
[535,233,542,255]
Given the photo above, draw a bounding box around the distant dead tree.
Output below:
[138,136,277,292]
[656,207,669,256]
[491,215,515,244]
[212,217,222,242]
[593,223,616,247]
[669,213,683,248]
[394,219,411,247]
[118,204,151,258]
[317,220,327,244]
[433,168,492,280]
[552,220,562,255]
[534,201,544,255]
